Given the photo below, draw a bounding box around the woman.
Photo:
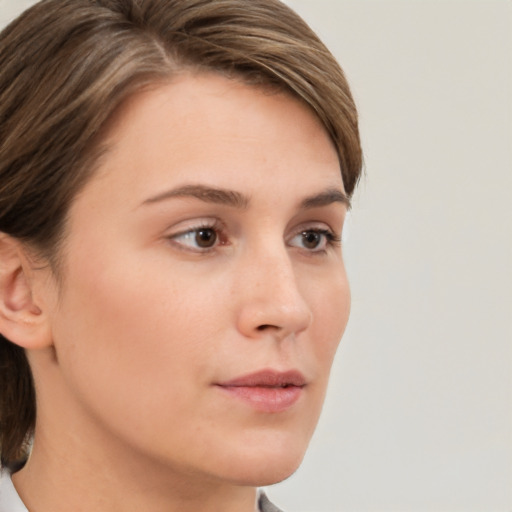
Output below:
[0,0,362,510]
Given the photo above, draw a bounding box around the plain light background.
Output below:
[1,1,511,511]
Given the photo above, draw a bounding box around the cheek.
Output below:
[48,250,239,474]
[308,266,350,370]
[51,247,220,417]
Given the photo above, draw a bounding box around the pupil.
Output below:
[196,228,217,247]
[303,231,320,248]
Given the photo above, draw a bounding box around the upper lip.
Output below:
[216,369,307,388]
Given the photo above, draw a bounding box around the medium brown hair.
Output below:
[0,0,362,471]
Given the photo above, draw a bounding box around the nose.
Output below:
[235,246,313,341]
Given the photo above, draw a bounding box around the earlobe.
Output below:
[0,234,53,349]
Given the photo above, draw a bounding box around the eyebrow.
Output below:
[142,184,249,209]
[142,184,350,210]
[299,188,351,210]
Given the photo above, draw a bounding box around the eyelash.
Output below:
[167,220,341,255]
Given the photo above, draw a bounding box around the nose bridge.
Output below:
[260,246,297,298]
[236,241,312,338]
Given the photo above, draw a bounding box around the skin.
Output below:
[9,73,350,512]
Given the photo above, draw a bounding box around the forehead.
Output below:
[82,72,343,207]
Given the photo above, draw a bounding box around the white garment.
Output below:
[0,470,28,512]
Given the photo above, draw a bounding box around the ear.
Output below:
[0,234,53,349]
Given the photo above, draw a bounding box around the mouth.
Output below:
[215,369,306,413]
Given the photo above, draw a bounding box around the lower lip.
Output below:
[217,385,303,413]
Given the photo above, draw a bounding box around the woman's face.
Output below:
[42,73,350,486]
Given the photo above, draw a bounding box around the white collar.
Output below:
[0,469,29,512]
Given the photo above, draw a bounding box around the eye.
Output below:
[169,222,225,252]
[288,228,339,252]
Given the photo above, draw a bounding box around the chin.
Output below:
[226,458,305,487]
[209,409,321,486]
[250,459,304,487]
[217,435,310,487]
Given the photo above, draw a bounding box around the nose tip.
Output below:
[238,298,312,341]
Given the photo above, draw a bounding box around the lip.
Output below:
[215,369,306,413]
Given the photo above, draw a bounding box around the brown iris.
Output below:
[302,231,321,249]
[195,228,217,248]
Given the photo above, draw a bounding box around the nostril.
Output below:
[257,324,277,331]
